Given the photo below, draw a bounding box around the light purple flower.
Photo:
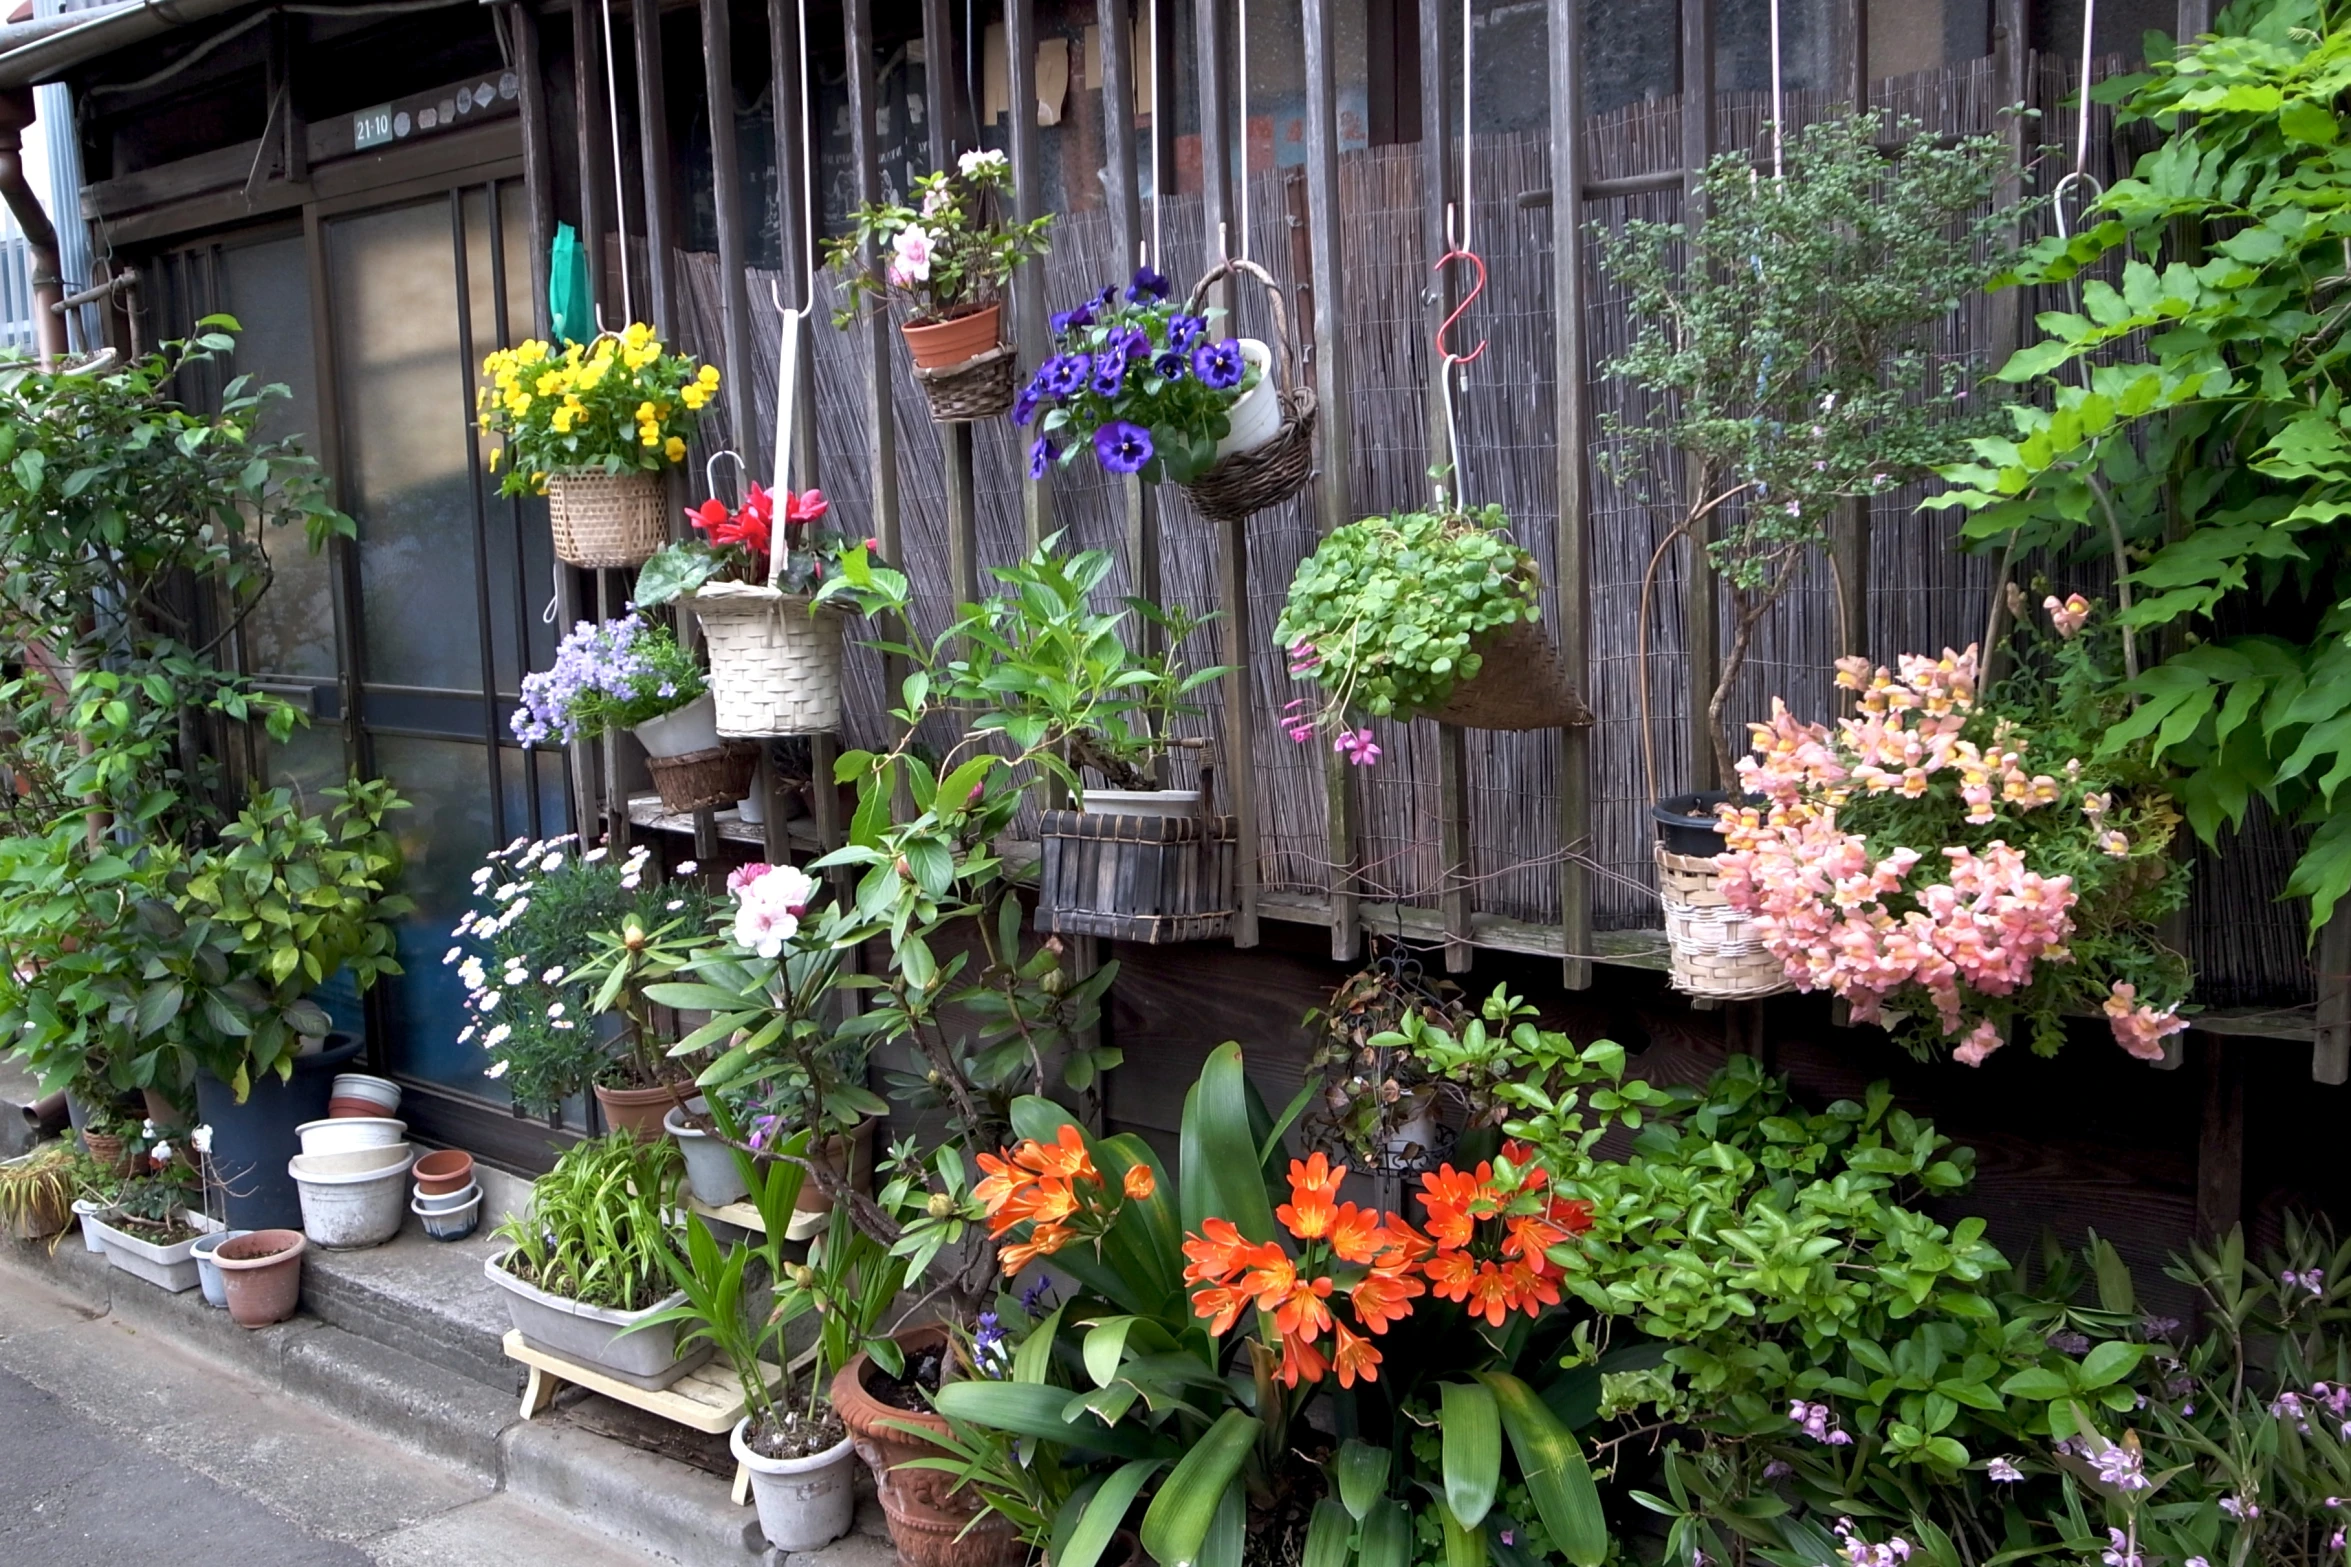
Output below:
[1986,1456,2023,1482]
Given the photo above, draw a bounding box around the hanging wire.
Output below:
[599,0,633,321]
[1767,0,1785,178]
[1148,0,1162,270]
[1235,0,1250,261]
[1432,0,1485,506]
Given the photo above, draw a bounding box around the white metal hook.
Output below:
[705,447,747,504]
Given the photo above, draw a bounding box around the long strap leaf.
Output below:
[1477,1371,1610,1567]
[1138,1407,1258,1567]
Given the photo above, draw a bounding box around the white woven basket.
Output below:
[1655,843,1793,1001]
[691,581,843,737]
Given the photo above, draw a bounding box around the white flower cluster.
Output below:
[727,862,818,959]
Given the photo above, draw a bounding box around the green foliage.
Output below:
[1597,110,2025,777]
[823,150,1050,327]
[1931,0,2351,933]
[1276,505,1542,727]
[492,1131,684,1312]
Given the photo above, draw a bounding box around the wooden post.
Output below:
[1680,0,1718,791]
[843,0,901,569]
[1987,0,2031,375]
[1098,0,1160,633]
[570,0,610,318]
[1303,0,1357,962]
[509,1,556,340]
[2194,1034,2244,1245]
[700,0,760,472]
[1829,2,1870,670]
[1005,0,1052,549]
[633,0,674,336]
[1194,0,1233,316]
[2315,913,2351,1085]
[924,0,982,612]
[764,0,820,864]
[1549,0,1593,990]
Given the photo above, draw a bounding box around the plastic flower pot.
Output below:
[1211,338,1281,461]
[1651,791,1733,857]
[213,1229,306,1328]
[900,301,1001,370]
[594,1081,688,1143]
[196,1034,362,1231]
[296,1116,407,1157]
[414,1180,481,1214]
[327,1073,401,1117]
[69,1197,108,1253]
[664,1099,750,1208]
[1078,786,1202,821]
[732,1418,856,1553]
[409,1190,482,1242]
[831,1324,1025,1567]
[483,1251,710,1390]
[85,1209,220,1293]
[410,1148,475,1197]
[632,693,722,758]
[289,1146,415,1249]
[190,1228,252,1308]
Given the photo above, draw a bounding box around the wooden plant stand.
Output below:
[505,1329,777,1505]
[686,1193,825,1242]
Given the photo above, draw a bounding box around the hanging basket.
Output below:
[690,582,845,738]
[1415,618,1596,731]
[1654,843,1792,1001]
[644,743,760,815]
[1174,258,1318,525]
[913,342,1019,423]
[1036,771,1237,944]
[546,469,668,568]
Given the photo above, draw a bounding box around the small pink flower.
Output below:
[2046,593,2092,639]
[727,862,775,894]
[891,223,935,283]
[1954,1017,2004,1067]
[1332,727,1381,766]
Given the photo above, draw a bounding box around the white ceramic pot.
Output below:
[732,1419,857,1552]
[190,1228,252,1309]
[1212,338,1281,461]
[634,693,722,759]
[737,787,765,826]
[296,1116,407,1157]
[289,1146,415,1249]
[86,1209,221,1293]
[1080,787,1202,821]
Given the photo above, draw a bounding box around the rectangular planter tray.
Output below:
[484,1251,711,1391]
[87,1209,221,1293]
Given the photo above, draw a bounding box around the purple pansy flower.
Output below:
[1152,350,1187,381]
[1049,301,1095,334]
[1192,337,1246,391]
[1165,313,1205,351]
[1094,421,1153,474]
[1039,353,1088,398]
[1126,264,1170,301]
[1027,437,1055,479]
[1089,354,1127,397]
[1011,383,1043,426]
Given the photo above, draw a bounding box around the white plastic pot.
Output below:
[1212,338,1281,461]
[329,1073,402,1113]
[665,1098,751,1208]
[70,1197,108,1253]
[484,1251,710,1389]
[190,1228,252,1309]
[85,1209,221,1293]
[634,693,722,758]
[296,1116,407,1157]
[414,1180,480,1214]
[737,787,766,826]
[288,1143,412,1179]
[410,1190,482,1241]
[732,1419,857,1552]
[1080,787,1202,821]
[290,1145,415,1249]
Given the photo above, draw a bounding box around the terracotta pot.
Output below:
[900,301,1002,370]
[411,1148,475,1197]
[328,1097,386,1119]
[595,1080,689,1142]
[141,1087,188,1133]
[81,1131,129,1175]
[213,1228,306,1328]
[791,1120,878,1221]
[831,1325,1025,1567]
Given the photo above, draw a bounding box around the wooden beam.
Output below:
[633,0,674,335]
[1987,0,2030,374]
[1098,0,1159,641]
[1302,0,1357,962]
[1680,0,1718,791]
[2194,1035,2244,1246]
[510,3,556,339]
[1550,0,1593,990]
[2315,913,2351,1084]
[1006,0,1052,548]
[700,0,759,470]
[923,0,982,612]
[570,0,611,319]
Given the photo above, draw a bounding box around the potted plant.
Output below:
[634,483,859,740]
[511,611,751,816]
[486,1131,704,1387]
[825,148,1051,417]
[175,781,410,1231]
[1298,951,1466,1174]
[83,1123,216,1292]
[1716,593,2191,1065]
[0,1141,77,1242]
[67,1146,119,1253]
[477,322,719,568]
[211,1228,306,1328]
[1278,501,1594,758]
[456,836,716,1134]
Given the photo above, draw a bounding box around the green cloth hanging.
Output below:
[548,222,592,346]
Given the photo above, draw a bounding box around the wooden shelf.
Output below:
[626,795,823,853]
[505,1328,775,1504]
[685,1193,825,1242]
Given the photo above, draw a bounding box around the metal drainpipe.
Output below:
[0,86,67,367]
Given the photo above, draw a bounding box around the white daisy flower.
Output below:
[484,1023,512,1047]
[484,1060,510,1080]
[540,852,565,873]
[677,860,698,875]
[191,1125,212,1155]
[443,946,462,965]
[480,990,502,1011]
[541,966,565,985]
[546,1002,564,1019]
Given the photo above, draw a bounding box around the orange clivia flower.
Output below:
[1503,1259,1561,1315]
[1503,1212,1568,1262]
[1464,1261,1517,1327]
[1277,1152,1348,1240]
[999,1221,1075,1274]
[1182,1217,1258,1285]
[1548,1196,1596,1237]
[1422,1248,1478,1302]
[1023,1177,1079,1228]
[1192,1283,1252,1335]
[1240,1246,1300,1311]
[1122,1163,1156,1201]
[1348,1264,1424,1335]
[1015,1123,1098,1184]
[1328,1202,1387,1265]
[973,1149,1027,1217]
[1276,1329,1330,1388]
[1271,1276,1336,1342]
[1332,1323,1382,1388]
[1419,1162,1503,1250]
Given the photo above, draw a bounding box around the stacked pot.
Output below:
[410,1148,481,1241]
[290,1117,413,1249]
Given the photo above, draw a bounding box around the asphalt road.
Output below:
[0,1360,373,1566]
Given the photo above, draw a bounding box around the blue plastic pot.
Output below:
[194,1035,364,1232]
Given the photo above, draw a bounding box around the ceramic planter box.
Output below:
[87,1209,222,1293]
[483,1251,710,1390]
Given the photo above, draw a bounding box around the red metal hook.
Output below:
[1432,248,1488,367]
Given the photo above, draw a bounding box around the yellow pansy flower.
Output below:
[487,446,502,471]
[680,384,707,411]
[551,406,575,433]
[696,364,720,388]
[663,435,686,462]
[638,423,661,448]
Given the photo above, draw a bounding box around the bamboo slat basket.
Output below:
[1418,618,1596,731]
[1174,258,1317,525]
[1035,807,1238,945]
[546,470,668,568]
[913,343,1019,422]
[1655,843,1792,1000]
[690,582,845,738]
[644,743,760,814]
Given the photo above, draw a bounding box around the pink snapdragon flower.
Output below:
[731,863,817,958]
[2103,981,2186,1061]
[2047,593,2092,638]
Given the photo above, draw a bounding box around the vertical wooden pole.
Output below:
[570,0,610,319]
[2314,914,2351,1085]
[844,0,901,569]
[2194,1035,2244,1245]
[1550,0,1592,990]
[1098,0,1160,630]
[923,0,982,612]
[1831,0,1869,668]
[2176,0,2212,40]
[510,1,556,340]
[1302,0,1358,962]
[1845,0,1868,113]
[1194,0,1233,301]
[1006,0,1052,549]
[1987,0,2031,375]
[767,0,817,490]
[1680,0,1717,791]
[633,0,674,337]
[701,0,760,472]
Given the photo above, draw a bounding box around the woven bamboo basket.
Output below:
[1419,618,1596,731]
[1655,843,1792,1000]
[644,743,759,814]
[1174,259,1318,525]
[1035,807,1238,944]
[546,469,668,568]
[914,343,1019,422]
[690,582,845,737]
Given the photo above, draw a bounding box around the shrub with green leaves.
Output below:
[1276,503,1542,734]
